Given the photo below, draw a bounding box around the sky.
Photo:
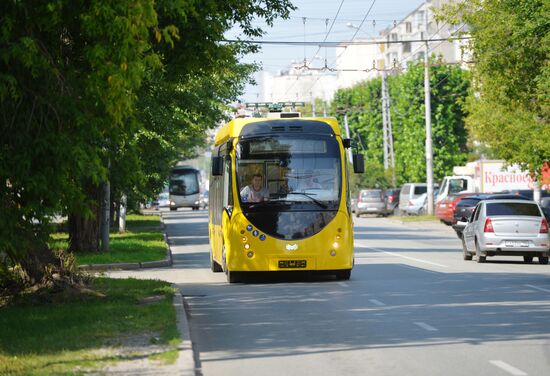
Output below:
[228,0,426,102]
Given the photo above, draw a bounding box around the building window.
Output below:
[391,33,398,41]
[416,11,425,26]
[402,42,411,53]
[406,22,412,33]
[415,51,425,61]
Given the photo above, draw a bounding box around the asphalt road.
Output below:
[114,210,550,376]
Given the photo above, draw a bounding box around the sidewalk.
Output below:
[91,212,196,375]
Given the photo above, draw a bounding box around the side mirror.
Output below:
[342,138,351,149]
[211,156,223,176]
[352,154,364,174]
[460,217,468,223]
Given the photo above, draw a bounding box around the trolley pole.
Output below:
[424,39,435,215]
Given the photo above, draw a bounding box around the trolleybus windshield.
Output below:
[235,134,342,240]
[169,168,199,196]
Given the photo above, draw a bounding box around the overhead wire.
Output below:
[301,0,379,96]
[281,0,346,100]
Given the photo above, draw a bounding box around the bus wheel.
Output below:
[336,269,351,280]
[211,253,223,272]
[226,271,241,283]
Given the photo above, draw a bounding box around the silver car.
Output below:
[462,199,550,264]
[355,189,386,217]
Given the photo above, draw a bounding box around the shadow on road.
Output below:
[179,263,550,363]
[165,208,550,365]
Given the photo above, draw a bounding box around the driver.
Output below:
[240,173,270,203]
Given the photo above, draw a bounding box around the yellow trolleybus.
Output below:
[209,113,364,283]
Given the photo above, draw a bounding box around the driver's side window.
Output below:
[473,203,482,222]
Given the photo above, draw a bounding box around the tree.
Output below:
[332,61,470,188]
[439,0,550,176]
[390,61,470,183]
[0,0,295,285]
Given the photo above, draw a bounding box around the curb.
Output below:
[383,216,454,232]
[173,289,196,376]
[79,213,173,271]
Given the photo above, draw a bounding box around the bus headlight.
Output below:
[247,251,254,258]
[332,242,339,249]
[330,250,337,256]
[244,243,250,250]
[242,236,248,242]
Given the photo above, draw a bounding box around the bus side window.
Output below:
[223,157,233,208]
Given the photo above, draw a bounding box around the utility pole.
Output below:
[381,70,396,186]
[381,72,389,170]
[387,100,396,186]
[311,92,316,117]
[423,14,435,215]
[343,112,353,161]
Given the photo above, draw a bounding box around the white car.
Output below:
[406,193,427,215]
[462,199,550,264]
[157,192,170,208]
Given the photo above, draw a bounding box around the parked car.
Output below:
[398,183,430,215]
[156,192,170,209]
[452,194,530,238]
[195,191,209,210]
[384,188,401,215]
[541,197,550,221]
[436,193,474,225]
[406,193,427,215]
[506,189,550,200]
[351,198,358,213]
[461,199,549,264]
[356,189,386,217]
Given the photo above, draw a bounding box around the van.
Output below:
[398,183,436,215]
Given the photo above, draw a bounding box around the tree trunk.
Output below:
[68,184,101,253]
[18,240,58,284]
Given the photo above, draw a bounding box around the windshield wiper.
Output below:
[287,192,328,209]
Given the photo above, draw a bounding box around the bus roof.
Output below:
[214,117,341,146]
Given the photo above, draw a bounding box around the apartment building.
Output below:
[261,62,338,103]
[335,0,469,87]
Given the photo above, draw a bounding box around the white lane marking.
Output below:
[413,322,438,331]
[369,299,385,306]
[489,360,527,376]
[525,284,550,293]
[337,282,349,287]
[356,243,448,268]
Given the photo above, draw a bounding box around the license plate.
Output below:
[505,241,529,247]
[367,207,378,211]
[278,260,307,268]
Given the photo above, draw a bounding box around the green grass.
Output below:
[0,278,179,375]
[49,214,166,265]
[126,214,162,230]
[399,215,438,222]
[50,231,166,265]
